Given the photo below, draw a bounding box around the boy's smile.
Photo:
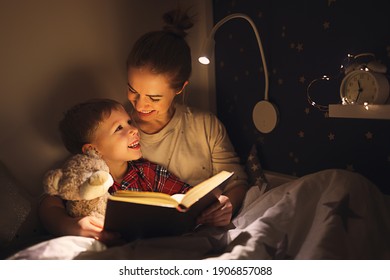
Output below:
[128,139,140,150]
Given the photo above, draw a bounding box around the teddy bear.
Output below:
[43,149,114,221]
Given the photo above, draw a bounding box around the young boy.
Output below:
[59,98,192,195]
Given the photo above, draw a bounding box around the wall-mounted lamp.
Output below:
[198,13,278,133]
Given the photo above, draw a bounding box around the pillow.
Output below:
[0,161,31,247]
[245,144,272,193]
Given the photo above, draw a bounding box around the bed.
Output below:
[7,168,390,260]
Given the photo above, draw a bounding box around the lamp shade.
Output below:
[198,33,215,65]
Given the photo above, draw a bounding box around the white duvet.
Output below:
[8,169,390,260]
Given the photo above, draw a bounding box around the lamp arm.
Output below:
[207,13,269,101]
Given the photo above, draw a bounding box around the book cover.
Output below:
[103,170,234,241]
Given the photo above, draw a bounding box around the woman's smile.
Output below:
[136,110,156,118]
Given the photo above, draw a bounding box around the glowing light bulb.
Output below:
[198,56,210,65]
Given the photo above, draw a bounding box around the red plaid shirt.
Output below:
[109,159,192,195]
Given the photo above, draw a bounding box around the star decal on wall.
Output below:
[365,131,373,140]
[346,164,354,172]
[323,193,361,232]
[289,152,299,164]
[323,21,330,30]
[281,26,286,38]
[296,43,304,52]
[259,66,264,73]
[214,0,390,195]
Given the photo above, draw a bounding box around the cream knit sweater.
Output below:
[138,104,248,192]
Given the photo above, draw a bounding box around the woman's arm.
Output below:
[199,113,249,226]
[207,114,249,187]
[224,183,248,215]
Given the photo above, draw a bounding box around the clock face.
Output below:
[340,70,389,104]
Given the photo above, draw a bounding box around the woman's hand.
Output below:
[197,195,233,226]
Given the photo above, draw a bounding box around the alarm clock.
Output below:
[340,64,389,105]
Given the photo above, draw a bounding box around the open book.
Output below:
[103,170,234,241]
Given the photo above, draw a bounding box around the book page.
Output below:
[171,193,184,203]
[181,171,233,208]
[109,191,178,208]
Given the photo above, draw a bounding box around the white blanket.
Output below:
[8,169,390,260]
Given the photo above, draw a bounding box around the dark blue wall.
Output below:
[213,0,390,194]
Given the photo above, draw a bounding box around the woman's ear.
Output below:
[176,81,189,95]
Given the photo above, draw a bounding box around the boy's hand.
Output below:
[39,195,124,246]
[76,216,124,246]
[197,195,233,226]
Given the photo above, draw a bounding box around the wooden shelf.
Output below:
[328,104,390,120]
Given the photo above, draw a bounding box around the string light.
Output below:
[306,74,334,111]
[306,53,377,112]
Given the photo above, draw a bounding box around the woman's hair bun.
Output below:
[162,9,194,38]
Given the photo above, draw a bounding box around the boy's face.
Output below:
[91,107,142,164]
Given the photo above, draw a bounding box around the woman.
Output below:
[39,9,248,243]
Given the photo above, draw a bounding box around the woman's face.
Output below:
[127,67,178,123]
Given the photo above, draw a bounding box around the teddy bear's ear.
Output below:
[43,169,63,195]
[83,146,101,159]
[79,171,113,200]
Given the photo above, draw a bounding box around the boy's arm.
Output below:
[39,194,80,236]
[39,194,121,243]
